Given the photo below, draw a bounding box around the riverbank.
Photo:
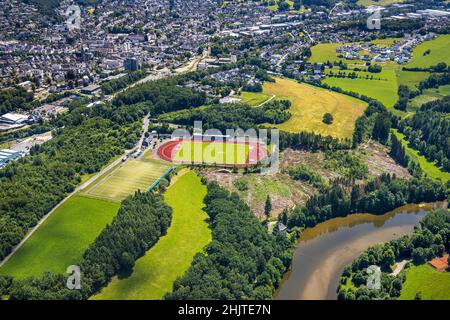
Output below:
[275,202,447,300]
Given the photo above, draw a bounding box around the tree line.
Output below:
[397,97,450,172]
[287,173,447,230]
[159,100,292,132]
[166,181,293,299]
[101,70,148,95]
[0,191,172,299]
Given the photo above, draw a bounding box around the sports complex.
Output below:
[156,138,270,167]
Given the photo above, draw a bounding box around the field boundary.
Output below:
[147,166,175,192]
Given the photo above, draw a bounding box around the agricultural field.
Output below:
[406,34,450,68]
[323,68,399,109]
[309,36,450,111]
[399,264,450,300]
[0,195,120,278]
[310,42,401,109]
[392,129,450,182]
[262,77,367,139]
[92,170,212,300]
[397,69,430,90]
[83,157,170,202]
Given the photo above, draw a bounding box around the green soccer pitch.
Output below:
[173,140,250,165]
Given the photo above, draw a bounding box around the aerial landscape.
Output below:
[0,0,449,310]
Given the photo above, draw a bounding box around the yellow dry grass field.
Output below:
[263,78,367,140]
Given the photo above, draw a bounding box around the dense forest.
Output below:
[397,97,450,172]
[159,100,291,131]
[0,78,204,261]
[113,78,206,115]
[101,71,147,95]
[278,130,350,151]
[0,86,34,114]
[353,100,391,147]
[287,173,447,229]
[1,191,172,299]
[0,115,139,261]
[166,182,292,299]
[337,208,450,300]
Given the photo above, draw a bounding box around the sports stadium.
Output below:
[156,137,269,167]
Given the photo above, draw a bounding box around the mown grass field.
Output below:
[174,140,250,165]
[0,195,120,278]
[309,37,446,112]
[309,43,352,64]
[324,73,398,109]
[84,158,170,201]
[92,170,212,300]
[406,34,450,68]
[310,43,401,109]
[399,264,450,300]
[238,91,271,106]
[263,77,367,139]
[392,129,450,182]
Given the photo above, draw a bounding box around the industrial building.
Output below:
[0,113,29,125]
[0,149,21,168]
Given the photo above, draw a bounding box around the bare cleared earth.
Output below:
[202,170,314,219]
[281,140,410,181]
[202,141,409,219]
[357,140,411,179]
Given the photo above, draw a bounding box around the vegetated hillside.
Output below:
[397,96,450,173]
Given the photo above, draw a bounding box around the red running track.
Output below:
[156,139,269,166]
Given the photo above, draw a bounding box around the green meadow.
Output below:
[399,264,450,300]
[0,195,120,278]
[92,171,212,300]
[309,35,450,112]
[406,34,450,68]
[238,91,271,106]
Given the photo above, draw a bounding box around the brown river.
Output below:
[275,202,447,300]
